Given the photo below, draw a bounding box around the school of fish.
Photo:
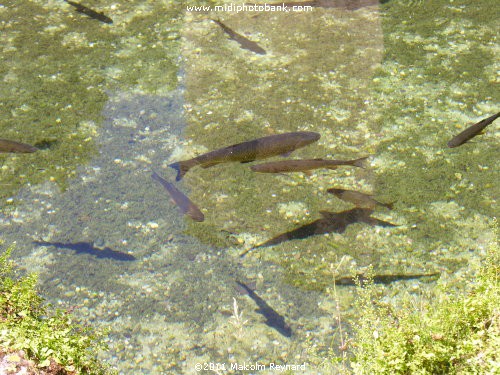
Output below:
[1,0,498,340]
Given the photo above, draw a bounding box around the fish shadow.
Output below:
[33,241,136,261]
[249,208,396,251]
[334,273,440,286]
[235,281,292,337]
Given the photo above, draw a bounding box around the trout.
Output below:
[169,131,320,181]
[447,112,499,148]
[250,156,367,173]
[151,171,204,222]
[0,139,38,153]
[328,188,393,210]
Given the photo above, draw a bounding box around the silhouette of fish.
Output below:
[447,112,499,148]
[211,19,266,55]
[241,208,395,256]
[64,0,113,24]
[328,188,393,210]
[236,281,292,337]
[0,139,38,153]
[151,171,204,222]
[335,272,440,286]
[250,156,367,173]
[33,241,135,261]
[169,131,320,181]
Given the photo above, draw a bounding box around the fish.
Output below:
[327,188,393,210]
[334,272,440,286]
[64,0,113,24]
[447,112,500,148]
[169,131,320,181]
[0,139,38,153]
[240,208,395,256]
[211,19,266,55]
[250,156,368,173]
[151,171,204,222]
[236,281,292,337]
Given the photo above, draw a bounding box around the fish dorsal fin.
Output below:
[319,210,335,219]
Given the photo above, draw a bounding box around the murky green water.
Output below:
[0,0,498,373]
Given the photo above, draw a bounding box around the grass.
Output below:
[321,219,499,374]
[0,245,115,374]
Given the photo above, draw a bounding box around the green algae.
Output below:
[0,0,183,203]
[179,0,498,292]
[181,7,383,256]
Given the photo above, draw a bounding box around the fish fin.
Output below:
[383,201,395,210]
[280,151,293,157]
[240,160,254,164]
[352,156,370,168]
[326,166,339,171]
[319,210,335,219]
[168,161,191,181]
[303,171,313,176]
[201,161,221,168]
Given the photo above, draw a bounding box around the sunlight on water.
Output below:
[0,0,498,373]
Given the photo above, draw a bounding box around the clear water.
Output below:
[0,0,498,373]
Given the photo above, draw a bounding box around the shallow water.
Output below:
[0,0,498,373]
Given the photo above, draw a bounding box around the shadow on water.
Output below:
[248,208,396,252]
[334,272,440,286]
[33,241,136,261]
[236,281,293,337]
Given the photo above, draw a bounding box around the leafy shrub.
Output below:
[349,230,499,374]
[0,245,115,374]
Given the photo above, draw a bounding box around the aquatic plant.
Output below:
[344,222,499,374]
[0,245,115,374]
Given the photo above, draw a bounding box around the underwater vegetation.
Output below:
[0,0,498,372]
[0,0,183,202]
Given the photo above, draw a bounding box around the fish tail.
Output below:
[352,156,369,168]
[168,161,193,181]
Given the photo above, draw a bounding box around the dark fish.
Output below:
[236,281,292,337]
[335,272,440,286]
[211,19,266,55]
[151,171,204,222]
[250,156,367,173]
[33,241,135,261]
[241,208,395,256]
[169,131,320,181]
[64,0,113,24]
[327,188,393,210]
[246,0,379,10]
[0,139,38,153]
[447,112,500,148]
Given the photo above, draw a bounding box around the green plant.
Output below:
[348,227,499,375]
[0,246,115,374]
